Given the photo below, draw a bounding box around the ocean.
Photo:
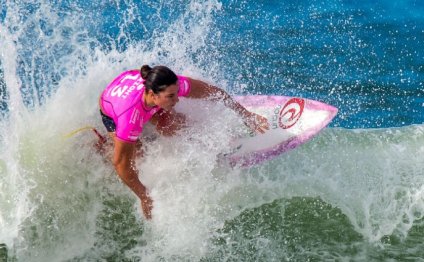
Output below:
[1,0,424,261]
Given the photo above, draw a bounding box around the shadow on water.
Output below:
[207,197,363,261]
[206,196,424,261]
[71,193,145,262]
[0,243,7,262]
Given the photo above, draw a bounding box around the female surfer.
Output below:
[99,65,269,219]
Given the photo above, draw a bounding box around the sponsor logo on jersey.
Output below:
[130,109,140,124]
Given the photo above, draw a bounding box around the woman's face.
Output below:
[152,84,179,111]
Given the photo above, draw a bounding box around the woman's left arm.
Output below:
[187,78,269,133]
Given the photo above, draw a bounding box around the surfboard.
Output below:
[219,95,338,168]
[66,95,337,169]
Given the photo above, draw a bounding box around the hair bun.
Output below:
[140,64,152,79]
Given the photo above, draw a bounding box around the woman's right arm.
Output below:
[112,137,153,219]
[186,78,269,133]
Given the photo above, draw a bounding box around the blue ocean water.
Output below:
[0,0,424,261]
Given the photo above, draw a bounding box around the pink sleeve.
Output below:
[177,75,191,97]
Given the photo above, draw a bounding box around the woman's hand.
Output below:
[243,111,270,134]
[140,192,154,220]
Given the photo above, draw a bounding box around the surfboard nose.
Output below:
[226,95,338,168]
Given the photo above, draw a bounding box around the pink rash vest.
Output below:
[100,70,191,143]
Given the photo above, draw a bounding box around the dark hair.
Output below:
[140,65,178,94]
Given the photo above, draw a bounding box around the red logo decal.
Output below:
[278,98,305,129]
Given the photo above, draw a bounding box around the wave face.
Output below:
[1,0,423,261]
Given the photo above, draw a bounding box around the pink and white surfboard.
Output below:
[221,95,338,168]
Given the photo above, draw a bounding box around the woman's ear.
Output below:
[146,89,155,98]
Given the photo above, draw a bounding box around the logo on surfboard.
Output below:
[278,98,305,129]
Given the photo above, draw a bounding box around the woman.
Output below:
[99,65,268,219]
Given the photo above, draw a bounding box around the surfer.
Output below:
[99,65,269,219]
